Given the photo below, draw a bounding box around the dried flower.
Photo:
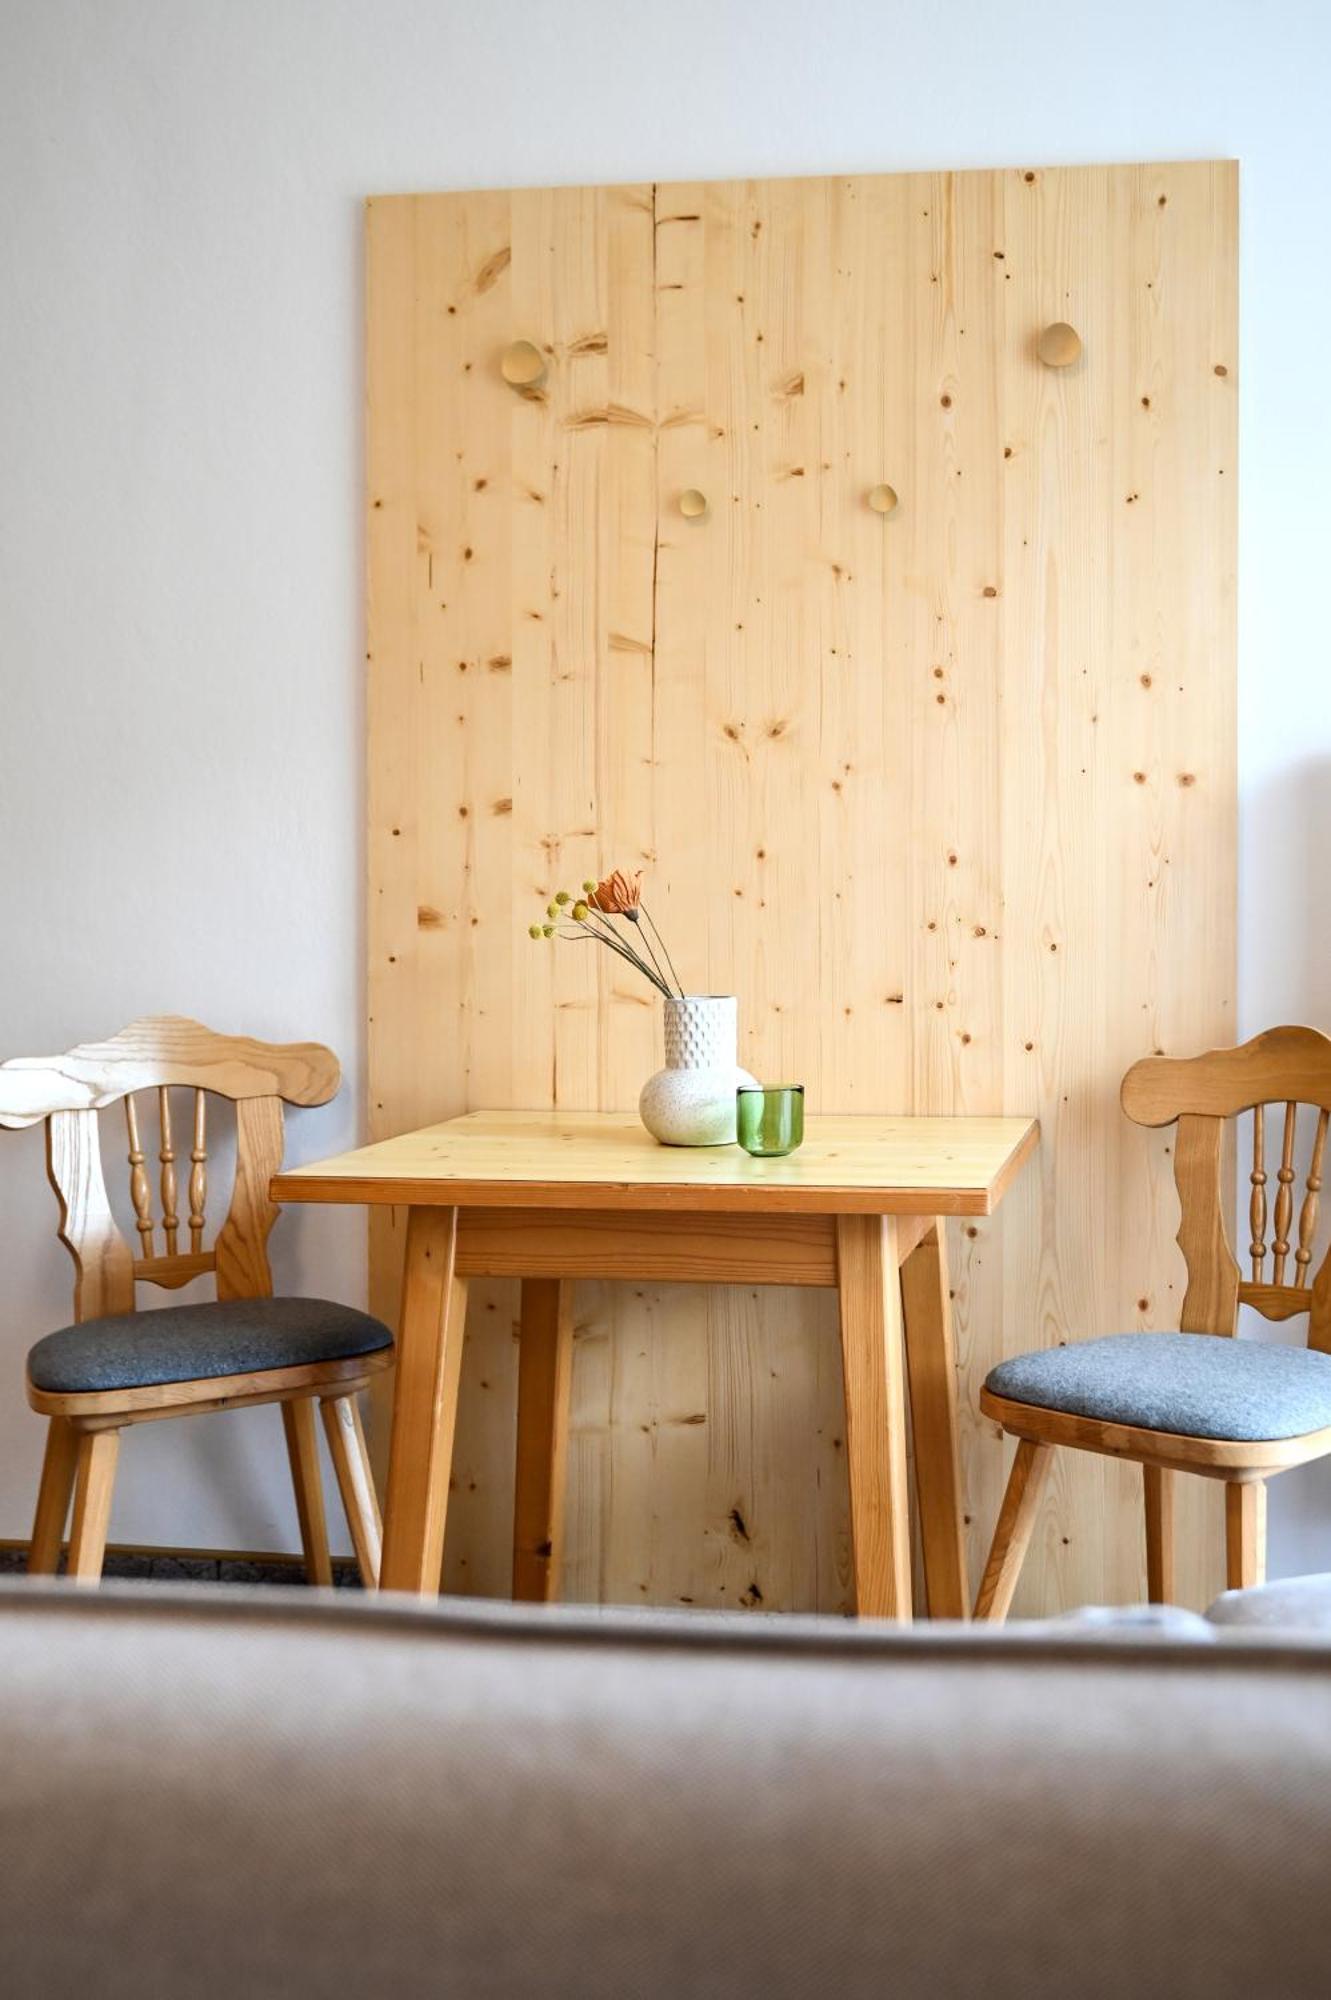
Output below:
[589,869,642,916]
[524,869,683,999]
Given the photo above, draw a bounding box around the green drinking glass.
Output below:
[736,1084,805,1158]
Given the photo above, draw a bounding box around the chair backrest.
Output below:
[1121,1025,1331,1348]
[0,1017,340,1321]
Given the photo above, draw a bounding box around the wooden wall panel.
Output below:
[366,162,1236,1614]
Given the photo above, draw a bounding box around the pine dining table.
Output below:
[272,1110,1038,1617]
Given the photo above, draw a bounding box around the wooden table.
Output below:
[273,1111,1037,1617]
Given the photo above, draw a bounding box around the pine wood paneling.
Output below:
[365,162,1237,1613]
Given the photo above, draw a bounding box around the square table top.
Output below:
[272,1110,1039,1217]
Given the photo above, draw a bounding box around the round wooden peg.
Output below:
[1038,322,1083,369]
[678,488,709,520]
[867,483,899,516]
[500,339,548,389]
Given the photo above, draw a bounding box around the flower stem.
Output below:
[582,909,659,978]
[624,911,672,992]
[639,901,684,997]
[558,921,673,996]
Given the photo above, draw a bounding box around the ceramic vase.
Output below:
[639,995,758,1146]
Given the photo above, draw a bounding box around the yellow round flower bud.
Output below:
[582,879,597,894]
[554,891,571,907]
[572,901,589,921]
[542,924,556,937]
[528,924,542,939]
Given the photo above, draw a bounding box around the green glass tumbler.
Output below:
[736,1084,805,1158]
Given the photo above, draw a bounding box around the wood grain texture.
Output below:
[0,1016,339,1128]
[66,1428,121,1584]
[835,1216,912,1617]
[379,1206,469,1594]
[978,1385,1331,1478]
[1122,1026,1331,1123]
[35,1022,324,1307]
[512,1279,575,1600]
[898,1225,968,1615]
[27,1416,79,1574]
[27,1354,388,1425]
[972,1439,1054,1621]
[321,1393,383,1588]
[1144,1463,1176,1603]
[281,1398,334,1587]
[366,161,1237,1614]
[1225,1478,1266,1589]
[974,1027,1331,1611]
[46,1110,136,1321]
[214,1096,285,1301]
[1123,1028,1331,1346]
[1171,1114,1242,1335]
[277,1110,1038,1213]
[455,1206,841,1285]
[9,1015,385,1584]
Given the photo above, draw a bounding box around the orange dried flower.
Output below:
[589,868,643,916]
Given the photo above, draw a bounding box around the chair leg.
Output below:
[973,1439,1054,1622]
[281,1400,333,1586]
[1225,1479,1266,1591]
[28,1417,80,1575]
[320,1393,383,1589]
[1144,1464,1176,1604]
[66,1430,121,1585]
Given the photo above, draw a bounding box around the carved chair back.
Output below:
[1121,1026,1331,1348]
[0,1017,340,1322]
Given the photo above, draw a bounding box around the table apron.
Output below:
[452,1207,936,1285]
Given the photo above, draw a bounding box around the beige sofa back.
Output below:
[1,1582,1328,1997]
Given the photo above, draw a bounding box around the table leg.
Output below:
[899,1221,969,1618]
[512,1278,575,1602]
[835,1215,912,1619]
[380,1205,468,1595]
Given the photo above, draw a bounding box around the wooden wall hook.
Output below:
[867,484,899,515]
[678,488,709,520]
[500,340,548,389]
[1038,322,1083,368]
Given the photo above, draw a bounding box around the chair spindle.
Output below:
[124,1095,154,1257]
[1296,1108,1328,1288]
[189,1088,208,1252]
[1272,1101,1298,1285]
[158,1086,179,1256]
[1249,1107,1267,1279]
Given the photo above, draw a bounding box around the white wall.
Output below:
[1,0,1328,1577]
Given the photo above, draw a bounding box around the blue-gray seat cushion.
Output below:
[28,1297,394,1395]
[985,1333,1331,1442]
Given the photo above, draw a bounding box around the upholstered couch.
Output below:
[1,1580,1328,1996]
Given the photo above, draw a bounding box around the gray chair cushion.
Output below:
[28,1297,393,1395]
[1207,1574,1331,1631]
[985,1332,1331,1442]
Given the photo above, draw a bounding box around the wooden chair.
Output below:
[975,1026,1331,1619]
[0,1017,393,1587]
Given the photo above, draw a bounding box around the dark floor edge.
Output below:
[0,1549,365,1588]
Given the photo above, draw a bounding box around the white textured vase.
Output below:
[639,995,758,1147]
